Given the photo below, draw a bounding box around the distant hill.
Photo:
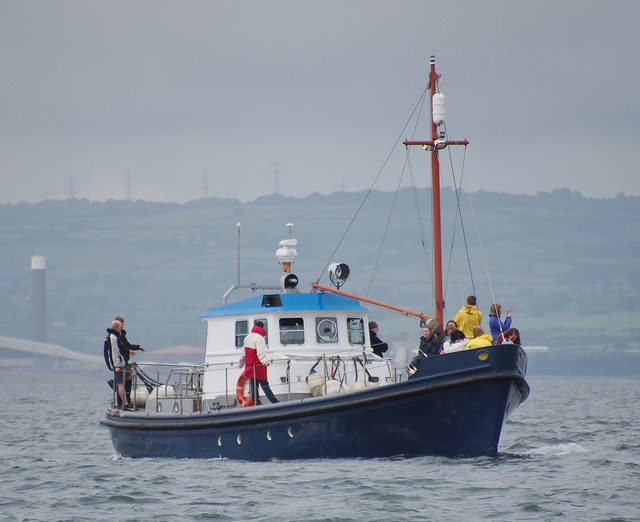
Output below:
[1,188,638,374]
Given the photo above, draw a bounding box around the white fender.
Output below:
[133,385,149,407]
[148,385,175,399]
[324,380,342,395]
[349,380,367,391]
[307,371,324,397]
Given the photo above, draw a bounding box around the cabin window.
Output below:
[347,317,365,345]
[235,320,248,348]
[261,294,282,307]
[316,317,338,344]
[279,318,305,345]
[255,318,268,346]
[236,319,269,348]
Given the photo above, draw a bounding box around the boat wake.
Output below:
[524,442,587,457]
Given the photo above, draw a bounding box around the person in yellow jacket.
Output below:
[466,326,493,349]
[453,295,483,338]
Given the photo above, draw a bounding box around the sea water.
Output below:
[0,374,638,521]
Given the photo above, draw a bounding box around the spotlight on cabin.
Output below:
[328,263,350,289]
[281,273,299,291]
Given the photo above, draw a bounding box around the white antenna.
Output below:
[236,222,241,286]
[222,222,281,304]
[276,223,298,272]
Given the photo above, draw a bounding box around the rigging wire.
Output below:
[407,155,435,299]
[461,175,500,318]
[442,119,500,317]
[431,75,476,308]
[440,157,466,308]
[405,85,435,300]
[435,75,499,318]
[316,86,429,284]
[365,165,404,299]
[366,88,434,298]
[442,125,475,297]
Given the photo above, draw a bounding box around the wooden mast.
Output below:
[403,56,469,326]
[429,57,444,326]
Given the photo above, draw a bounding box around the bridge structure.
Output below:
[0,335,103,369]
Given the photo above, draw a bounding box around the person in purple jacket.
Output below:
[489,303,512,343]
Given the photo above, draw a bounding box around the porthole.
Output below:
[237,434,243,445]
[287,427,294,438]
[156,402,162,413]
[477,350,489,362]
[217,436,223,447]
[173,403,180,413]
[266,431,272,441]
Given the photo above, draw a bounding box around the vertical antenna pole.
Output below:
[237,222,241,286]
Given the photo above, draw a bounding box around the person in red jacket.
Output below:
[242,321,279,404]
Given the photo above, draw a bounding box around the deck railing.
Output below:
[110,353,397,413]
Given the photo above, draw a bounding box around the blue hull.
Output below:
[101,345,529,460]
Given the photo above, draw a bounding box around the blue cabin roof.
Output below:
[200,292,369,318]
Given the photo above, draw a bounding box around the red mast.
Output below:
[403,56,469,326]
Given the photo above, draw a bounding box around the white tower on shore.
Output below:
[31,255,46,342]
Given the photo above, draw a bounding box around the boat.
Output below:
[101,56,530,460]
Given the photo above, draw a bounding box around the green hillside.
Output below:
[1,189,639,374]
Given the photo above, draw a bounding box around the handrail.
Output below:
[128,351,395,413]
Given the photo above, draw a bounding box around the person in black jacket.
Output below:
[368,321,389,357]
[407,318,441,376]
[114,316,145,405]
[104,319,134,408]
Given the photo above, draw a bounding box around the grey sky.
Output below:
[2,0,639,204]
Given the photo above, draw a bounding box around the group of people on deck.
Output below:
[406,295,521,375]
[105,316,280,409]
[104,316,145,409]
